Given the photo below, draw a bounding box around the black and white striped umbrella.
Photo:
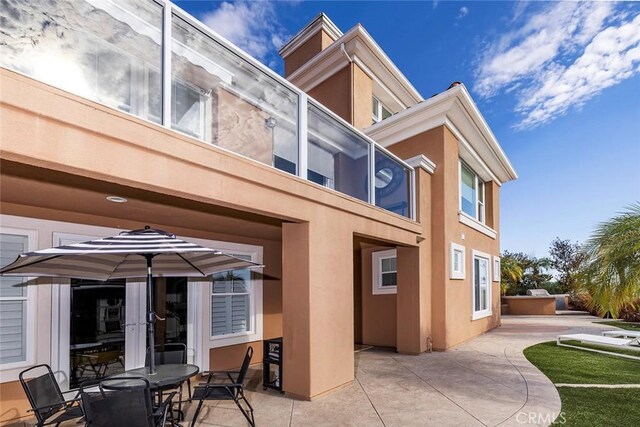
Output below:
[0,226,263,373]
[0,226,260,280]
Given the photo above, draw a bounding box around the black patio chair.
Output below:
[145,342,192,419]
[80,377,175,427]
[19,364,85,427]
[190,346,255,427]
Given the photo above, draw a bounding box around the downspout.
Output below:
[340,43,355,125]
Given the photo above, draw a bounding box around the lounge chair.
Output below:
[602,330,640,339]
[557,333,640,361]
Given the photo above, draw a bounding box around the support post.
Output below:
[146,254,157,374]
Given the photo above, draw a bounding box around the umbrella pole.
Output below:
[146,254,157,375]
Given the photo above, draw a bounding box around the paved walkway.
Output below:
[12,315,610,427]
[188,314,610,427]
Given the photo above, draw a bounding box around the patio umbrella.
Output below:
[0,226,263,374]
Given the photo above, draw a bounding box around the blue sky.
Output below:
[175,0,640,258]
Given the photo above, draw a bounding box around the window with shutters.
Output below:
[209,252,262,347]
[0,228,37,375]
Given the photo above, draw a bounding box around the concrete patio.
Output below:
[185,314,609,427]
[10,314,612,427]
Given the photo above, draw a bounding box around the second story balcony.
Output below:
[0,0,414,219]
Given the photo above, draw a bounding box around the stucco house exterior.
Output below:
[0,2,516,423]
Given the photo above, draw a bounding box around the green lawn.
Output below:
[554,387,640,427]
[524,341,640,426]
[524,341,640,384]
[594,320,640,331]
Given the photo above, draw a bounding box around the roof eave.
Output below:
[286,24,423,107]
[365,84,518,183]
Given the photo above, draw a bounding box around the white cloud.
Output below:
[201,1,289,63]
[516,13,640,128]
[473,2,640,128]
[457,6,469,19]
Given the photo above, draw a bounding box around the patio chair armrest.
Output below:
[27,398,80,413]
[195,382,242,391]
[201,370,240,377]
[71,379,103,398]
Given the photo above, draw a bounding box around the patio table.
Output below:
[107,364,199,389]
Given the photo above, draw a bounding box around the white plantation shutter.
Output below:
[211,256,252,337]
[0,233,28,364]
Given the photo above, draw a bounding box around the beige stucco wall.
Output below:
[360,247,397,347]
[307,62,374,131]
[284,30,335,77]
[308,65,352,124]
[387,126,501,350]
[503,297,556,315]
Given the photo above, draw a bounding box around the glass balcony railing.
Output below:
[0,0,415,219]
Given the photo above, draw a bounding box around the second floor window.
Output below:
[372,97,392,124]
[460,161,486,223]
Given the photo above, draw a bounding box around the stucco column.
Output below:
[282,220,355,399]
[396,244,430,354]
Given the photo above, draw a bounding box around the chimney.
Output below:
[278,13,343,77]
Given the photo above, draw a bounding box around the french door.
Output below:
[50,233,146,391]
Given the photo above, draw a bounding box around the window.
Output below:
[372,97,392,124]
[472,250,492,320]
[450,242,466,280]
[372,249,397,295]
[493,256,501,282]
[209,250,262,347]
[211,255,252,337]
[0,229,36,374]
[460,161,486,223]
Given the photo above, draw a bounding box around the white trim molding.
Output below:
[493,256,501,283]
[286,23,422,111]
[471,249,492,321]
[450,242,466,280]
[405,154,436,175]
[279,13,342,58]
[372,249,397,295]
[459,212,497,239]
[366,83,518,184]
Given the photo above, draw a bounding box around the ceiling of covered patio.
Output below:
[0,160,283,242]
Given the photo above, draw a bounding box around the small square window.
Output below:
[372,249,397,295]
[493,256,501,282]
[450,242,466,280]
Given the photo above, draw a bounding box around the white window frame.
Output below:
[450,242,466,280]
[204,243,263,348]
[0,227,38,382]
[372,96,392,124]
[372,249,397,295]
[493,256,501,282]
[471,250,492,321]
[459,160,486,224]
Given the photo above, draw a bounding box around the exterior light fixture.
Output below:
[106,196,128,203]
[265,117,277,128]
